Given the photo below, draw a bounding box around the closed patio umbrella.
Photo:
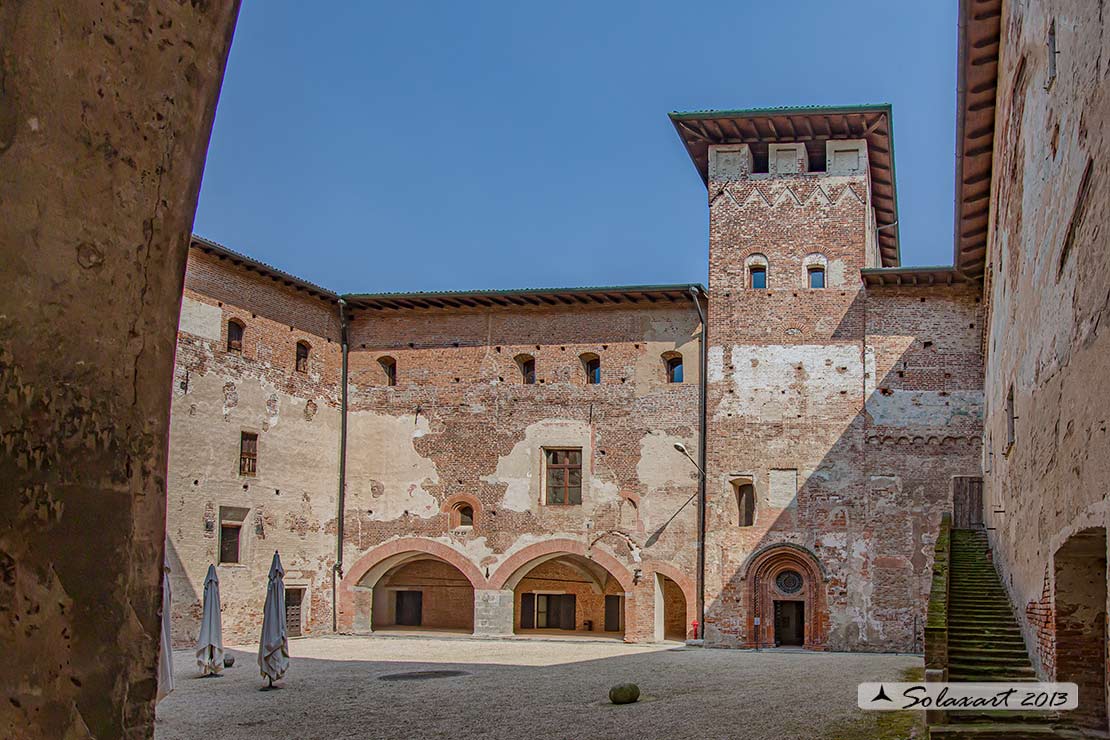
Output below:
[258,551,289,689]
[157,565,174,702]
[196,564,223,676]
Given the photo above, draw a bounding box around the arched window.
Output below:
[378,356,397,387]
[803,253,828,289]
[664,353,683,383]
[516,354,536,385]
[580,353,601,385]
[457,505,474,527]
[295,341,310,373]
[227,320,244,353]
[745,254,769,290]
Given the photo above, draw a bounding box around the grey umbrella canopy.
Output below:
[258,551,289,687]
[196,564,224,676]
[157,565,174,702]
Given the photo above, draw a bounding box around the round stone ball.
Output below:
[223,655,235,668]
[609,683,640,705]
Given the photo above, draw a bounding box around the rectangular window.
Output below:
[522,358,536,385]
[808,267,825,289]
[736,482,755,527]
[220,523,241,564]
[545,448,582,505]
[1005,385,1016,452]
[750,267,767,290]
[240,431,258,476]
[295,343,309,373]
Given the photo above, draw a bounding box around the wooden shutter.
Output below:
[604,595,621,632]
[558,594,576,630]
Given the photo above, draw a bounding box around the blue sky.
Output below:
[194,1,958,294]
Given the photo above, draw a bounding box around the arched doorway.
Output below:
[1054,527,1107,730]
[510,554,625,637]
[656,574,688,641]
[743,544,828,649]
[368,555,475,633]
[339,538,486,634]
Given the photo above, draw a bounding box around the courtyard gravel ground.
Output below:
[155,635,923,740]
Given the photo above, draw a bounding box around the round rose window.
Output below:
[776,570,803,594]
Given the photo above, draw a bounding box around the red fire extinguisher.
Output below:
[691,618,699,638]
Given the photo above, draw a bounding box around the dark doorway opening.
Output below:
[774,600,804,646]
[1054,527,1107,729]
[395,590,423,626]
[604,594,622,632]
[520,593,576,629]
[285,587,304,637]
[952,476,984,529]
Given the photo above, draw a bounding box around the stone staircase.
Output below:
[930,530,1104,740]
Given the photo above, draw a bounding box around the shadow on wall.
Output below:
[704,288,984,652]
[165,538,202,648]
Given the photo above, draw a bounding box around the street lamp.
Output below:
[673,442,705,477]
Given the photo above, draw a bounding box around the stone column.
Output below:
[0,3,239,737]
[474,589,515,637]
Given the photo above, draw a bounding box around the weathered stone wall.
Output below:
[0,3,238,737]
[981,0,1110,713]
[702,164,983,651]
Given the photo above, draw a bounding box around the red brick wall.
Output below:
[373,559,475,631]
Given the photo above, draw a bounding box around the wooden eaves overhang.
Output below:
[669,104,901,268]
[861,266,973,288]
[953,0,1003,280]
[342,284,707,313]
[191,235,339,301]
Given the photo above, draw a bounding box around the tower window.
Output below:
[457,505,474,527]
[732,479,755,527]
[581,354,601,385]
[295,341,310,373]
[808,266,826,289]
[750,267,767,290]
[665,355,684,383]
[379,356,397,387]
[516,354,536,385]
[227,320,244,353]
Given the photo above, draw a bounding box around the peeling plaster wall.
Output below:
[342,303,703,641]
[981,0,1110,691]
[702,163,983,651]
[0,3,238,737]
[166,258,343,646]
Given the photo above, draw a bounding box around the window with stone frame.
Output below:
[239,431,258,476]
[544,448,583,505]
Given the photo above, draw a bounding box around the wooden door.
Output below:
[285,588,303,637]
[604,594,622,632]
[556,594,576,630]
[774,601,804,646]
[395,590,422,626]
[953,477,984,529]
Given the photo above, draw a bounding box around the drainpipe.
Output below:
[332,298,349,632]
[689,286,708,640]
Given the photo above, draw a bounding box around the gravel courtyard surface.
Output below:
[155,635,921,740]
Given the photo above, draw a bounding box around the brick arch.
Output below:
[341,537,487,592]
[489,539,635,593]
[742,543,828,650]
[441,493,482,528]
[649,561,696,639]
